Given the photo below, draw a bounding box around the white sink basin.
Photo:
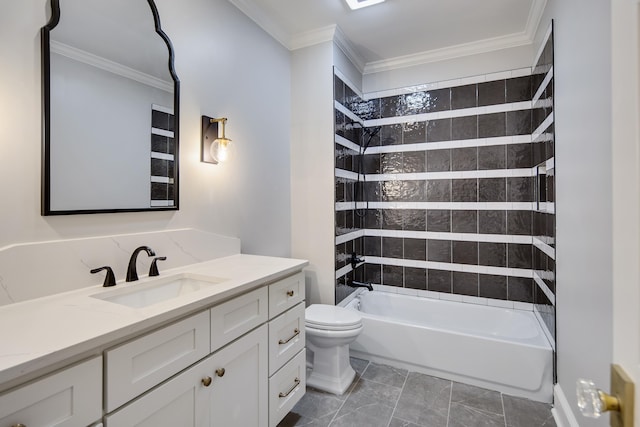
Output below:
[91,273,227,308]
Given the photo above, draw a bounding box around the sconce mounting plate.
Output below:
[201,115,218,164]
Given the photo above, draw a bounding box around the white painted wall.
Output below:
[362,44,534,94]
[290,41,335,305]
[534,2,613,426]
[0,0,292,293]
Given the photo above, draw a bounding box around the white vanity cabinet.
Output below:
[105,325,268,427]
[0,356,102,427]
[267,271,306,427]
[105,270,305,427]
[0,268,306,427]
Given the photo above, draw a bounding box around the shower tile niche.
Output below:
[333,24,555,347]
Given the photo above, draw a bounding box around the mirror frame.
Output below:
[41,0,180,215]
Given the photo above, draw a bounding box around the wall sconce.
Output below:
[201,115,233,164]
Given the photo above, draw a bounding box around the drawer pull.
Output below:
[215,368,226,377]
[278,328,300,345]
[202,376,212,387]
[286,290,295,297]
[13,424,27,427]
[279,378,301,398]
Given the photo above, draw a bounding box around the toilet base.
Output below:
[306,342,356,395]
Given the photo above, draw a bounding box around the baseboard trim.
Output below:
[553,384,580,427]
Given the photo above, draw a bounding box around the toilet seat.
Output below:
[305,304,362,330]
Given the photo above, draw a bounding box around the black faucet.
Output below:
[348,279,373,291]
[126,246,156,282]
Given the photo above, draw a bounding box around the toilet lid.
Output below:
[305,304,362,329]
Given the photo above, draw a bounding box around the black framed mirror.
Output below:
[41,0,180,215]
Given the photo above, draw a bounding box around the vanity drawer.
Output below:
[0,356,102,427]
[268,349,306,427]
[211,286,268,351]
[105,310,210,412]
[268,301,305,375]
[268,271,305,318]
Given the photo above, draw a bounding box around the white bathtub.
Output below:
[342,290,553,402]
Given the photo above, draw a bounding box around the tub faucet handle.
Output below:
[350,252,365,269]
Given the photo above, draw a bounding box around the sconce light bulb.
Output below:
[211,138,232,163]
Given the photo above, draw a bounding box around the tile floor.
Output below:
[278,358,556,427]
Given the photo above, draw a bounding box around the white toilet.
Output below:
[305,304,363,395]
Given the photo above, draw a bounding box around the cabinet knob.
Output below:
[286,290,294,297]
[201,376,212,387]
[215,368,226,377]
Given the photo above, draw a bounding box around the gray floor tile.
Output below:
[503,395,556,427]
[350,357,369,376]
[451,381,504,415]
[388,418,423,427]
[288,387,346,421]
[448,402,506,427]
[283,357,556,427]
[361,362,408,388]
[278,411,336,427]
[393,372,451,427]
[330,402,395,427]
[336,378,402,421]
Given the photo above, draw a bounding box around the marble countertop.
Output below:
[0,254,307,391]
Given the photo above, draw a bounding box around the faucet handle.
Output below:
[91,266,116,287]
[350,252,365,269]
[149,257,167,277]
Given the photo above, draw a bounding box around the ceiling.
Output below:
[228,0,547,74]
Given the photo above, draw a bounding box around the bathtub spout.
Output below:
[348,280,373,291]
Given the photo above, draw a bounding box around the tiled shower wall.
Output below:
[334,27,555,343]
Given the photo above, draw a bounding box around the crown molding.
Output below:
[50,41,174,92]
[362,0,547,75]
[228,0,292,48]
[332,25,366,73]
[363,31,532,75]
[228,0,548,76]
[525,0,548,41]
[289,25,337,50]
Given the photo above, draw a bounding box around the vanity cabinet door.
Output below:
[104,355,213,427]
[0,356,102,427]
[209,324,268,427]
